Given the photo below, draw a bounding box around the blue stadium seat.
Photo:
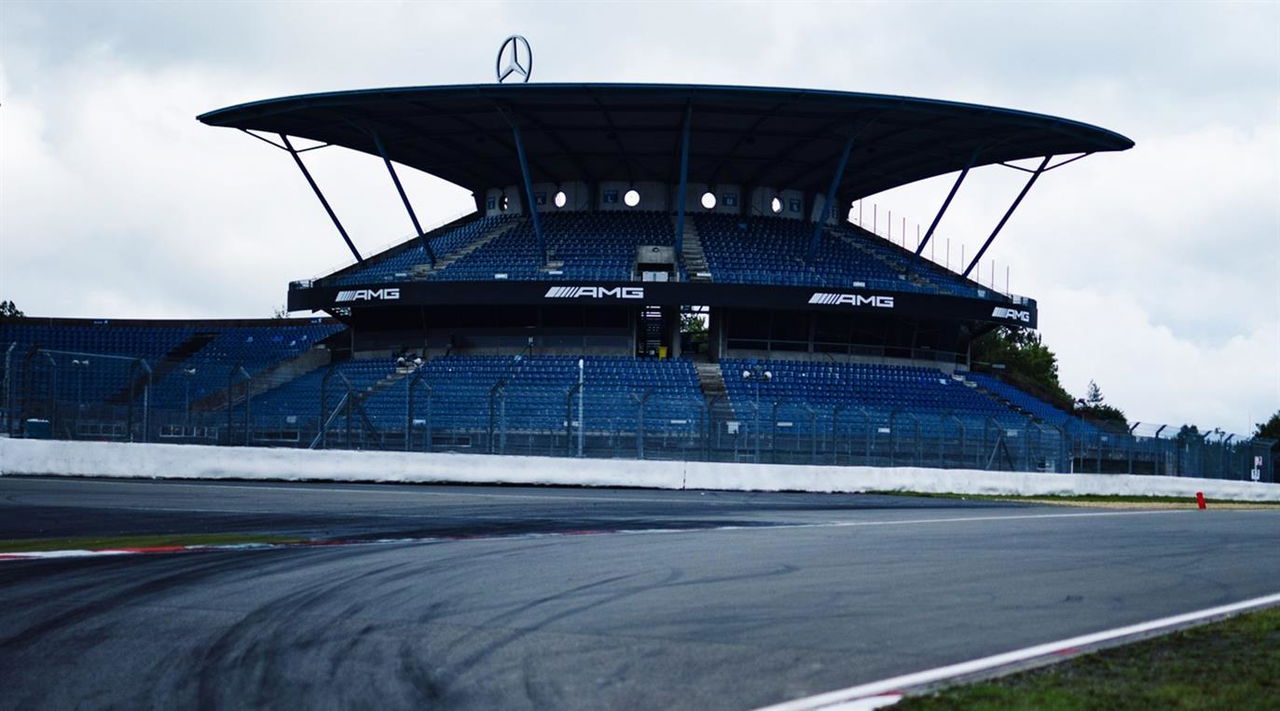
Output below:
[718,357,1030,436]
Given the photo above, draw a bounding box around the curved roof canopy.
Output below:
[199,83,1132,201]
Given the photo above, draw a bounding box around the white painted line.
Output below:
[814,696,902,711]
[0,549,132,560]
[755,591,1280,711]
[814,509,1188,529]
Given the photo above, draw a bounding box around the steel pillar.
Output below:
[280,135,363,263]
[808,133,855,261]
[508,122,548,265]
[674,103,693,254]
[373,132,436,266]
[962,155,1052,278]
[916,151,979,257]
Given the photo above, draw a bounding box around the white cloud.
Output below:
[1041,286,1279,434]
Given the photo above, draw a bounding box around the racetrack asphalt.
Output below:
[2,476,1277,710]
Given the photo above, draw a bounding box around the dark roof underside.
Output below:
[199,83,1133,201]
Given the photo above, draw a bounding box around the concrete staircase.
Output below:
[106,332,217,405]
[411,219,522,278]
[200,343,333,412]
[695,361,736,422]
[361,366,412,401]
[675,215,713,282]
[961,373,1038,422]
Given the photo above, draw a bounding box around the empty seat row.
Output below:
[247,354,705,434]
[718,357,1030,434]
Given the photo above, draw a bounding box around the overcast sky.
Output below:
[2,0,1277,434]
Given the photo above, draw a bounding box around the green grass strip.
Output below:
[897,605,1280,710]
[869,491,1280,506]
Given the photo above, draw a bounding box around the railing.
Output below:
[2,345,1273,482]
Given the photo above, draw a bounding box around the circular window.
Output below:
[624,189,641,207]
[499,195,509,212]
[554,191,567,208]
[770,197,783,214]
[700,191,717,210]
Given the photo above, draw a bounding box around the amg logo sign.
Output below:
[808,293,895,308]
[991,306,1032,323]
[544,286,645,300]
[334,288,401,303]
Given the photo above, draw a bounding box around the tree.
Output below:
[680,309,708,355]
[1254,411,1280,441]
[1085,380,1105,407]
[972,328,1131,430]
[970,326,1072,408]
[1075,380,1127,429]
[0,300,24,318]
[680,311,707,335]
[1254,411,1280,463]
[1176,423,1201,440]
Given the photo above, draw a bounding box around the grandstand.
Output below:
[4,78,1267,480]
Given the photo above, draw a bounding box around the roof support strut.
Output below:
[808,133,855,261]
[915,150,979,258]
[674,103,693,255]
[372,132,435,267]
[962,154,1051,278]
[508,121,548,266]
[280,134,363,264]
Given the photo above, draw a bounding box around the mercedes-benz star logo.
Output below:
[496,35,533,84]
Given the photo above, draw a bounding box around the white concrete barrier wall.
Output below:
[2,438,1277,502]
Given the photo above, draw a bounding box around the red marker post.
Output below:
[1196,492,1207,510]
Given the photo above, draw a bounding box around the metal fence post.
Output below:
[423,385,433,453]
[406,368,430,452]
[770,400,782,464]
[858,407,872,465]
[831,404,846,465]
[143,363,151,444]
[317,365,338,450]
[404,375,412,452]
[633,389,652,460]
[803,404,817,463]
[889,408,904,467]
[1,342,14,435]
[705,394,722,462]
[43,352,58,438]
[564,382,579,457]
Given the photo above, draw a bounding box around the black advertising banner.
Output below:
[289,281,1037,328]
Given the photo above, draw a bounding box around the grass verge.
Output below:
[0,532,306,553]
[896,605,1280,710]
[869,491,1280,508]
